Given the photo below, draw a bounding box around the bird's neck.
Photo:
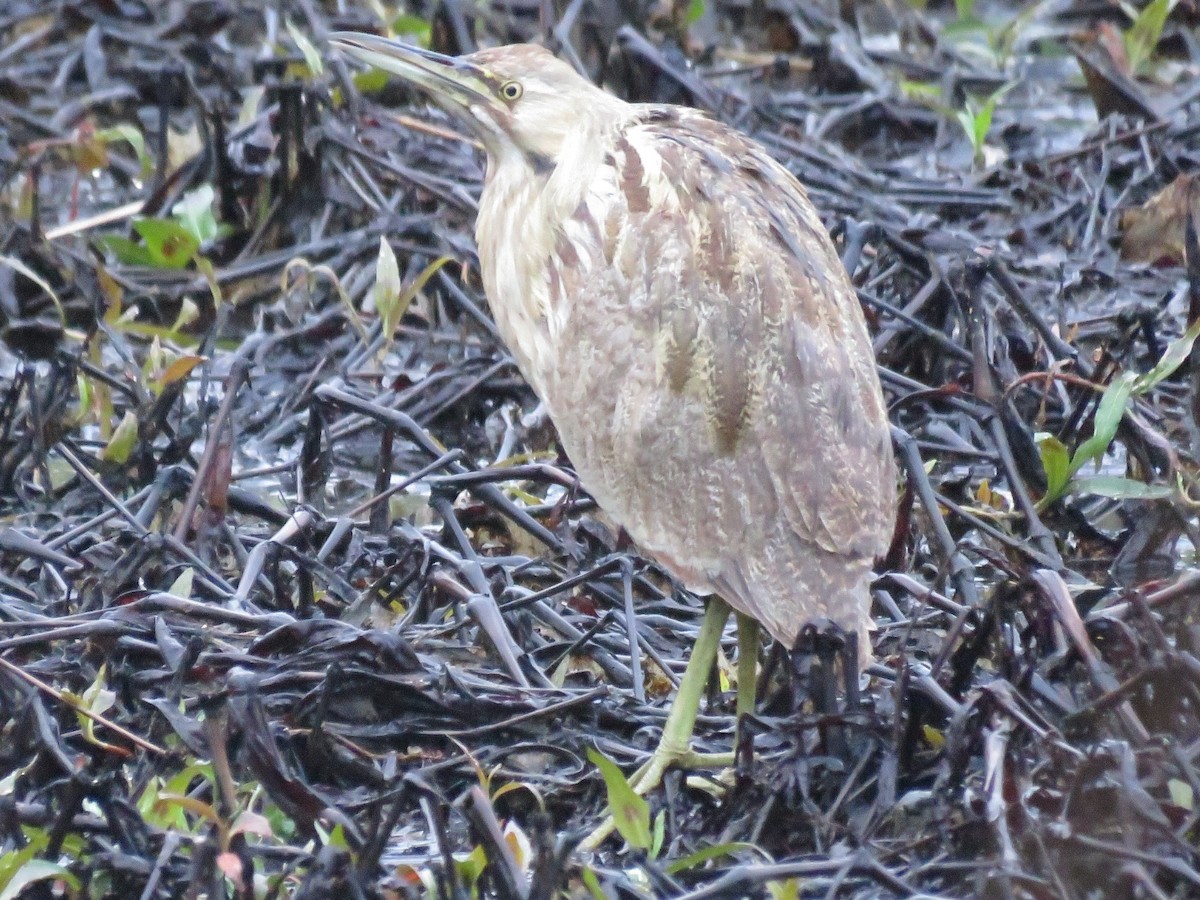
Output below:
[476,123,615,403]
[481,121,605,215]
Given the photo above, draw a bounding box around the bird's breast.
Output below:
[476,176,559,402]
[475,140,612,408]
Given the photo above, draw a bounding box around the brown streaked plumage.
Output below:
[330,33,896,841]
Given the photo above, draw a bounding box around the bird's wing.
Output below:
[545,107,894,639]
[633,110,892,553]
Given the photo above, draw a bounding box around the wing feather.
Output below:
[544,107,894,647]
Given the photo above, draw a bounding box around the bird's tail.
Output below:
[713,540,876,670]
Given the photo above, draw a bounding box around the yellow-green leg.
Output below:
[581,598,762,852]
[735,613,759,724]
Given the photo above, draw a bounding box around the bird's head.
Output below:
[330,34,623,173]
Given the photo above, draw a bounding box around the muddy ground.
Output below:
[1,0,1199,897]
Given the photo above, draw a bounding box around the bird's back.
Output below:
[479,105,895,651]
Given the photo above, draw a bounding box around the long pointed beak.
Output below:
[328,32,491,111]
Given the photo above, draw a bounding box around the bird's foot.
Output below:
[578,598,740,854]
[578,746,735,852]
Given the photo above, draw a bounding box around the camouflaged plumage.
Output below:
[357,40,897,657]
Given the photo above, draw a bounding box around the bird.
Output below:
[329,33,896,848]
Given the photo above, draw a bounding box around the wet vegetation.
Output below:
[1,0,1199,896]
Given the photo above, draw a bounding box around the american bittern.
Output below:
[330,34,896,846]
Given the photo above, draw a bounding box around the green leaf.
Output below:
[581,866,606,900]
[0,842,37,891]
[1132,316,1200,392]
[687,0,705,24]
[131,218,199,269]
[77,664,118,749]
[650,809,665,859]
[168,568,194,599]
[399,256,452,314]
[153,354,205,395]
[375,253,454,358]
[262,802,297,841]
[941,16,988,45]
[80,663,115,715]
[374,237,402,333]
[587,747,652,850]
[101,410,139,464]
[453,845,487,890]
[954,106,978,150]
[1036,434,1071,502]
[391,14,433,47]
[973,97,997,148]
[97,234,156,266]
[286,19,323,76]
[1067,476,1173,501]
[767,878,801,900]
[171,298,201,332]
[665,841,760,875]
[195,255,224,310]
[0,859,81,900]
[1040,319,1200,508]
[45,457,76,492]
[171,185,220,245]
[900,80,942,103]
[955,83,1014,162]
[0,254,66,325]
[1070,370,1137,472]
[352,67,390,93]
[96,124,151,177]
[1169,778,1194,810]
[164,761,215,797]
[1124,0,1178,74]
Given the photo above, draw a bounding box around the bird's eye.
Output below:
[500,81,523,101]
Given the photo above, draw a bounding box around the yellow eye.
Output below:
[500,81,523,101]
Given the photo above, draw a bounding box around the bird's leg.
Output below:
[791,621,851,756]
[579,598,731,851]
[627,597,730,790]
[735,613,759,723]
